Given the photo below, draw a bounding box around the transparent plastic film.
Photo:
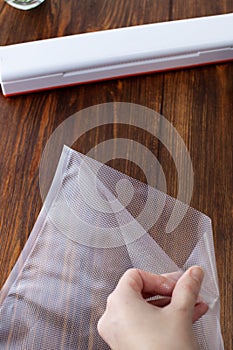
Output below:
[0,146,224,349]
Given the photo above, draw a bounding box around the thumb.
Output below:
[170,266,204,321]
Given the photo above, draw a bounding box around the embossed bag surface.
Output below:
[0,146,224,349]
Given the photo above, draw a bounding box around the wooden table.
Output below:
[0,1,232,348]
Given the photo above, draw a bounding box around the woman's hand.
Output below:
[97,266,208,350]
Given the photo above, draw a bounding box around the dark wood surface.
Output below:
[0,1,232,348]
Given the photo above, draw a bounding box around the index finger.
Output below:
[115,269,182,299]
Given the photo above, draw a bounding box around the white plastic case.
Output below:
[0,13,233,96]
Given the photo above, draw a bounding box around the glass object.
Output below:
[5,0,45,10]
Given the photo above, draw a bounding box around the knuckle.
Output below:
[123,268,141,290]
[97,317,104,335]
[176,282,199,313]
[123,268,139,278]
[106,292,115,308]
[97,315,106,337]
[176,303,190,315]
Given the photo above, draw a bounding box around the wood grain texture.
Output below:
[0,0,232,348]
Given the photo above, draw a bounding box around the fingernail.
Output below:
[190,266,204,283]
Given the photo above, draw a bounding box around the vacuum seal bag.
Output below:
[0,146,224,349]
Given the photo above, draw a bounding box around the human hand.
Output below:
[97,266,208,350]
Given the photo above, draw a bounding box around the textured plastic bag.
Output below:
[0,146,224,349]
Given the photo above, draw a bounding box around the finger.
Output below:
[193,302,209,323]
[116,269,178,299]
[147,297,171,307]
[142,291,172,299]
[161,271,183,282]
[147,297,208,323]
[142,271,183,299]
[148,299,208,323]
[170,266,204,321]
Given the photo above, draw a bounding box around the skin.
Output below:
[97,266,209,350]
